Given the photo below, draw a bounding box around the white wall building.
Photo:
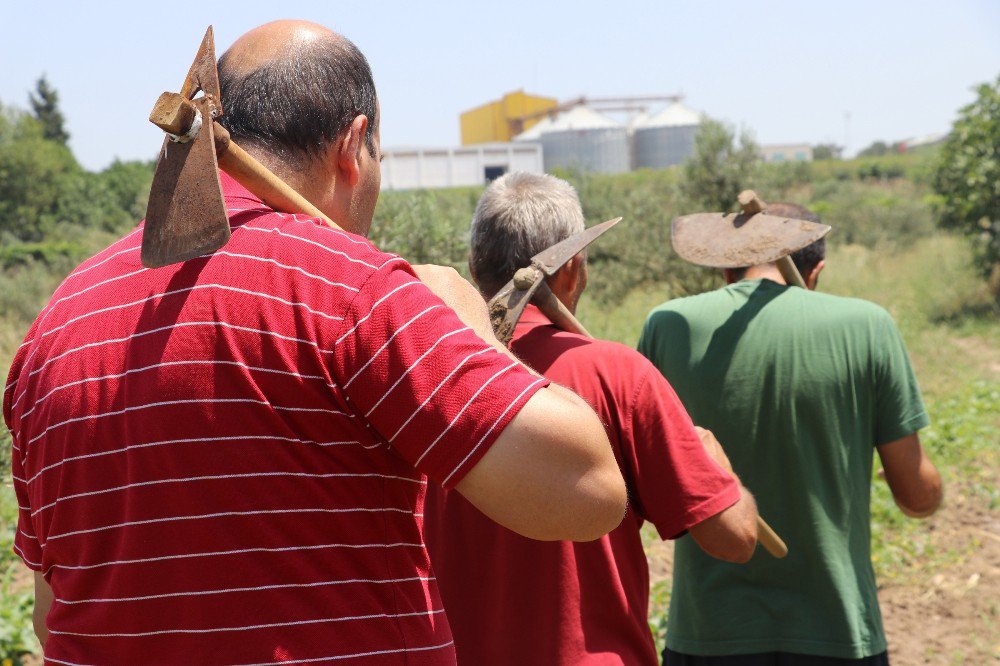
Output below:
[380,143,543,190]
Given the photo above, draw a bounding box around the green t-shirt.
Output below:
[637,279,929,659]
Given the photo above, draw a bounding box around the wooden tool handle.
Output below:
[212,122,342,231]
[757,516,788,558]
[532,281,591,338]
[775,255,806,289]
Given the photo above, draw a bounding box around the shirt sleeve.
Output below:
[873,312,929,446]
[331,261,548,488]
[622,360,741,540]
[9,435,43,571]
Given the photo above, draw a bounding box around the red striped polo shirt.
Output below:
[3,172,546,665]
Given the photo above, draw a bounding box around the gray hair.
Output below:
[470,172,585,296]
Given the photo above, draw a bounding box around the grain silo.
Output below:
[633,102,703,169]
[515,106,629,174]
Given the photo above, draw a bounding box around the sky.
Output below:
[2,1,998,171]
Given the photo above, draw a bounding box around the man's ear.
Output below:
[336,114,369,187]
[806,260,826,290]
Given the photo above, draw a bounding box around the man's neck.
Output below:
[742,263,786,285]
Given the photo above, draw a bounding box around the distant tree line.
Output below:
[0,77,153,266]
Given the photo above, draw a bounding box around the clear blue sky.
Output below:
[2,1,997,171]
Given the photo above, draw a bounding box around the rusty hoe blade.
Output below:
[671,192,830,269]
[532,217,622,275]
[141,26,230,268]
[488,217,622,345]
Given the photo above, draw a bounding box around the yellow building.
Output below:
[460,90,558,145]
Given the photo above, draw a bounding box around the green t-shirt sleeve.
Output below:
[874,312,929,446]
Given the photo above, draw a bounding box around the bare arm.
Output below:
[687,427,758,563]
[877,432,942,518]
[414,265,627,542]
[33,571,52,648]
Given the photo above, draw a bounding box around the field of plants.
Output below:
[1,122,998,663]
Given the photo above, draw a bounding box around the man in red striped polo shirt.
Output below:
[4,21,626,664]
[424,172,760,665]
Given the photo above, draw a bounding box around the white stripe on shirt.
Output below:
[388,348,495,443]
[234,640,455,666]
[442,378,547,486]
[365,326,471,417]
[344,305,443,388]
[39,282,344,342]
[26,398,349,447]
[44,541,424,574]
[56,575,434,605]
[48,608,445,638]
[335,280,423,345]
[31,471,425,516]
[45,507,415,542]
[414,360,519,466]
[19,359,332,422]
[26,434,358,486]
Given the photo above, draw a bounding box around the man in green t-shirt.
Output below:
[638,203,943,665]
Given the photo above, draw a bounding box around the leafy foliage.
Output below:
[680,119,760,212]
[933,74,1000,297]
[28,76,69,145]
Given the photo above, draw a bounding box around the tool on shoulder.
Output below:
[487,217,620,346]
[671,189,827,559]
[143,26,340,268]
[671,189,831,287]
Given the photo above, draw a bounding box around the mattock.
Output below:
[142,26,342,268]
[487,217,621,346]
[667,188,832,559]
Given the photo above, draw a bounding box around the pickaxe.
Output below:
[669,189,833,559]
[487,216,788,558]
[487,217,621,346]
[142,26,340,268]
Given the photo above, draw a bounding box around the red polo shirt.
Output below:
[4,173,546,664]
[424,305,740,665]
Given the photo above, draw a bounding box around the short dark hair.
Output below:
[217,35,377,164]
[766,202,826,275]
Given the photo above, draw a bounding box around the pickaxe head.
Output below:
[487,217,621,345]
[671,190,831,269]
[141,26,230,268]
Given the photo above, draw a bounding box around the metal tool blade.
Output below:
[488,217,622,345]
[531,217,622,275]
[180,26,222,105]
[141,97,229,268]
[671,211,830,268]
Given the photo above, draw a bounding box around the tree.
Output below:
[812,143,843,161]
[858,140,890,158]
[28,75,69,145]
[933,74,1000,298]
[680,119,760,212]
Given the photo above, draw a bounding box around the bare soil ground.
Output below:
[646,497,1000,665]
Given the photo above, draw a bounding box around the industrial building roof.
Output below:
[514,106,621,140]
[633,101,703,129]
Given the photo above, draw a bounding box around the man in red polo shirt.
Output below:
[424,172,760,665]
[4,22,626,664]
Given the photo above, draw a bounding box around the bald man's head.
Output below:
[217,21,378,166]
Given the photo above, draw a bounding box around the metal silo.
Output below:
[633,102,703,169]
[515,107,629,174]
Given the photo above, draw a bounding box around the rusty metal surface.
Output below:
[487,217,622,345]
[671,211,830,268]
[142,27,230,268]
[142,97,229,268]
[180,26,222,108]
[532,217,621,275]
